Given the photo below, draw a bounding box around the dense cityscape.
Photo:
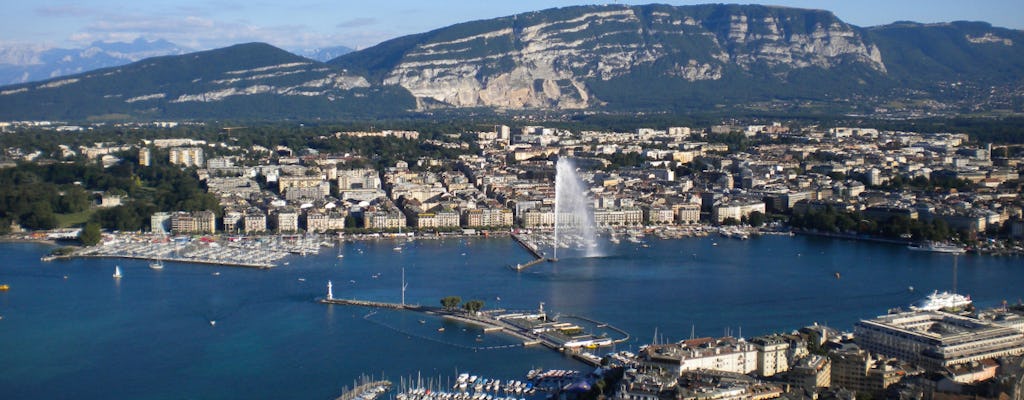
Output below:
[2,1,1024,400]
[2,118,1024,399]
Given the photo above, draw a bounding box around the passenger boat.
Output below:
[910,290,972,311]
[907,241,966,254]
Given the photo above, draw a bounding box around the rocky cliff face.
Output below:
[357,4,886,110]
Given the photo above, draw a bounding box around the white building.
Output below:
[855,311,1024,371]
[639,337,758,376]
[169,147,204,167]
[712,201,765,224]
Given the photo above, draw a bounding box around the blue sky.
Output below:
[6,0,1023,51]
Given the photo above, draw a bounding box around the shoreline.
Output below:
[12,224,1023,262]
[0,235,60,246]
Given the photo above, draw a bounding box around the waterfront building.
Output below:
[169,147,204,167]
[521,208,555,228]
[365,209,406,230]
[305,211,347,233]
[433,208,461,229]
[593,207,644,226]
[676,203,701,224]
[462,208,513,228]
[170,210,215,234]
[712,201,766,224]
[638,337,758,376]
[243,210,267,233]
[273,209,300,233]
[645,206,676,225]
[854,311,1024,371]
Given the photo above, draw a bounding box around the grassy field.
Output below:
[55,209,96,228]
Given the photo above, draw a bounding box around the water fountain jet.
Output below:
[553,158,603,260]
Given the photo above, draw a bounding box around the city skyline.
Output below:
[5,0,1024,52]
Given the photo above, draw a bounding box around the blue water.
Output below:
[0,235,1021,399]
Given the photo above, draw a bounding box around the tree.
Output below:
[440,296,462,311]
[463,299,485,313]
[80,222,102,246]
[21,201,58,230]
[747,211,765,227]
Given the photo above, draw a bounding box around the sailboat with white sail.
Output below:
[113,265,123,279]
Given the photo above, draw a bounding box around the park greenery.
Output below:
[439,296,485,313]
[440,296,462,311]
[788,206,960,243]
[0,157,219,234]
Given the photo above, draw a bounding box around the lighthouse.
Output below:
[327,280,334,301]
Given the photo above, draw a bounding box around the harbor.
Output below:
[4,233,1024,399]
[388,369,586,400]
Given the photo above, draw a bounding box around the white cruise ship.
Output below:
[907,241,966,254]
[910,290,972,311]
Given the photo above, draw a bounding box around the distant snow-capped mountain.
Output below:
[295,45,354,62]
[0,38,190,85]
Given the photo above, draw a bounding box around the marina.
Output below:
[39,233,327,268]
[335,378,392,400]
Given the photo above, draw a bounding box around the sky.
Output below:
[5,0,1024,51]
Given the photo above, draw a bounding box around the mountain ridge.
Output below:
[1,4,1022,121]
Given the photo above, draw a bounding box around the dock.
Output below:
[334,380,391,400]
[318,293,629,367]
[319,298,421,310]
[509,233,556,271]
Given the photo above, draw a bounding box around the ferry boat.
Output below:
[907,241,966,254]
[910,290,972,311]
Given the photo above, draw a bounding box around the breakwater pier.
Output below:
[509,233,555,271]
[318,284,630,366]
